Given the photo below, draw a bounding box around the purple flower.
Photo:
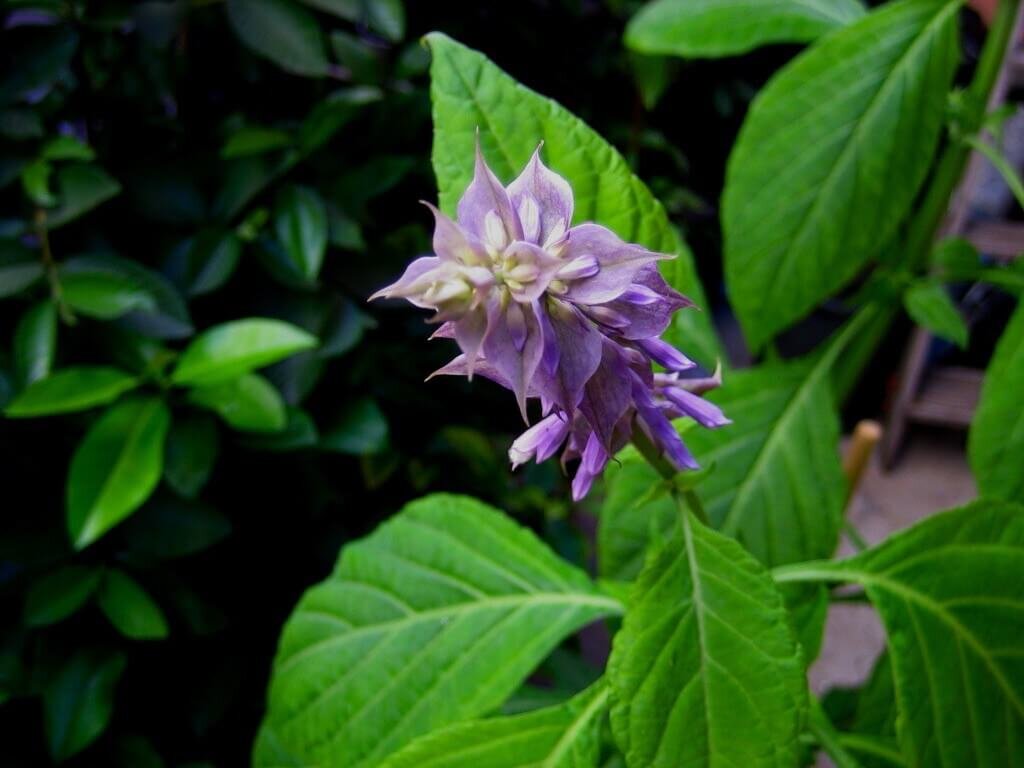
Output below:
[372,141,728,499]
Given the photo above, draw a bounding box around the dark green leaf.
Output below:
[969,301,1024,502]
[123,496,231,560]
[626,0,865,58]
[163,414,220,498]
[257,494,621,767]
[97,569,169,639]
[380,683,607,768]
[242,407,318,451]
[5,366,138,418]
[227,0,330,77]
[47,164,121,229]
[425,32,721,366]
[45,648,125,762]
[330,31,383,84]
[61,269,157,319]
[297,86,381,155]
[0,239,43,297]
[21,158,56,206]
[67,397,171,549]
[171,318,318,386]
[222,126,293,158]
[320,397,387,454]
[13,300,56,385]
[274,185,327,282]
[188,373,288,433]
[0,27,77,106]
[722,0,960,349]
[24,566,102,627]
[608,509,806,768]
[164,229,242,297]
[903,280,968,347]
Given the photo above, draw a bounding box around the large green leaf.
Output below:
[969,300,1024,503]
[722,0,960,350]
[608,507,806,768]
[171,318,317,386]
[774,499,1024,767]
[45,648,126,762]
[5,366,139,418]
[380,682,607,768]
[67,397,171,549]
[625,0,865,58]
[227,0,329,77]
[425,33,721,367]
[188,373,288,433]
[257,494,621,768]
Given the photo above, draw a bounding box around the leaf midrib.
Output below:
[542,686,608,767]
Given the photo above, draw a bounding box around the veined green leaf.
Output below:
[171,318,318,386]
[626,0,865,58]
[608,507,806,768]
[273,185,327,282]
[380,682,608,768]
[969,300,1024,502]
[67,397,171,549]
[774,500,1024,767]
[723,0,960,350]
[5,366,139,418]
[425,32,721,367]
[188,373,288,433]
[257,494,622,768]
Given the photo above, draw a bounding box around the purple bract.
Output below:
[371,141,729,499]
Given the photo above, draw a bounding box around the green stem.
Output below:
[963,134,1024,210]
[33,209,74,325]
[682,488,709,526]
[807,698,867,768]
[837,733,907,767]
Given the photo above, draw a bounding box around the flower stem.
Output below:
[681,488,709,526]
[33,208,74,324]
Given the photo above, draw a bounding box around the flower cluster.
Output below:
[371,143,728,499]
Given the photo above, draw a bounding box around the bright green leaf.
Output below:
[5,366,138,418]
[380,682,608,768]
[969,301,1024,502]
[13,300,56,386]
[42,135,95,162]
[188,373,288,433]
[274,185,327,282]
[722,0,960,350]
[775,500,1024,766]
[227,0,330,77]
[163,414,220,498]
[257,494,622,768]
[45,648,126,762]
[171,318,318,386]
[903,280,968,347]
[97,569,169,640]
[626,0,865,58]
[61,270,156,319]
[24,566,102,627]
[608,508,806,768]
[21,157,56,206]
[67,397,171,549]
[320,397,388,454]
[425,32,721,367]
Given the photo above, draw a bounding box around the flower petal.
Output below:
[506,146,574,247]
[562,223,670,305]
[423,202,487,265]
[532,299,603,414]
[596,264,692,340]
[483,297,544,421]
[369,256,446,307]
[663,386,731,428]
[457,139,523,246]
[578,339,633,451]
[502,241,562,303]
[632,373,699,471]
[570,432,608,501]
[509,412,570,468]
[454,304,490,379]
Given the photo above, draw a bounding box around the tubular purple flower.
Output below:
[371,139,729,498]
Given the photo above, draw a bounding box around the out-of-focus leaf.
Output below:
[47,164,121,229]
[42,135,95,162]
[188,373,288,433]
[171,318,318,386]
[629,53,676,111]
[44,648,125,762]
[214,154,288,222]
[319,299,376,357]
[5,366,138,417]
[969,301,1024,503]
[21,158,56,206]
[381,683,607,768]
[164,229,242,297]
[115,733,165,768]
[722,0,960,350]
[320,397,388,454]
[327,203,365,250]
[67,397,171,549]
[163,414,220,498]
[222,126,293,158]
[242,407,318,451]
[227,0,330,77]
[608,509,806,768]
[274,185,327,282]
[129,168,206,225]
[330,31,383,84]
[0,108,44,140]
[97,569,169,640]
[0,239,43,297]
[61,268,156,319]
[626,0,865,58]
[123,496,231,560]
[425,33,721,366]
[256,494,620,767]
[903,280,968,347]
[297,86,381,154]
[0,27,77,105]
[24,566,102,627]
[298,0,404,40]
[13,300,56,385]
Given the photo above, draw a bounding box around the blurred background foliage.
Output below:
[0,0,990,765]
